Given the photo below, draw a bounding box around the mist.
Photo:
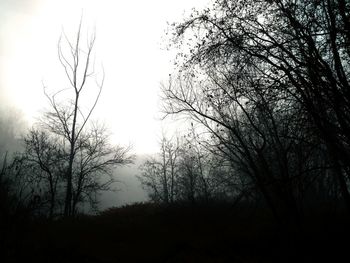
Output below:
[2,0,350,262]
[99,155,148,209]
[0,105,26,157]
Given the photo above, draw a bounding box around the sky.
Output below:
[0,0,211,155]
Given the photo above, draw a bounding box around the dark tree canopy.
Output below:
[159,0,350,223]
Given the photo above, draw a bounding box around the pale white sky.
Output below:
[0,0,210,154]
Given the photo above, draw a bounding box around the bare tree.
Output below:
[0,151,39,221]
[43,20,102,217]
[23,129,65,218]
[41,20,132,216]
[71,123,133,214]
[138,132,235,205]
[138,135,180,204]
[165,0,350,214]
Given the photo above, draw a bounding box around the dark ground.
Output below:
[1,202,349,262]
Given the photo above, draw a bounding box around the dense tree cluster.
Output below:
[138,0,350,225]
[138,133,235,204]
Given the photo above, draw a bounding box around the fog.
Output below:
[0,0,210,209]
[0,105,26,158]
[99,156,149,209]
[0,0,211,154]
[0,104,148,209]
[2,1,350,262]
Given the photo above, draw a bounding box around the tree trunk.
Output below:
[64,93,79,217]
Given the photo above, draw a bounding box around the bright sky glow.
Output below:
[0,0,211,154]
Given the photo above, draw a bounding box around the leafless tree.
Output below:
[0,151,39,220]
[138,135,180,204]
[138,132,236,205]
[165,0,350,215]
[71,123,133,214]
[41,20,132,216]
[23,129,65,218]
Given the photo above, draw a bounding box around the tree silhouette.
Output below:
[40,20,133,217]
[23,129,65,219]
[138,135,180,204]
[138,133,237,205]
[162,0,349,221]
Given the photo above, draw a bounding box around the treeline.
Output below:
[138,133,235,205]
[138,0,350,225]
[1,126,131,219]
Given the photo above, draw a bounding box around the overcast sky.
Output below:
[0,0,210,154]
